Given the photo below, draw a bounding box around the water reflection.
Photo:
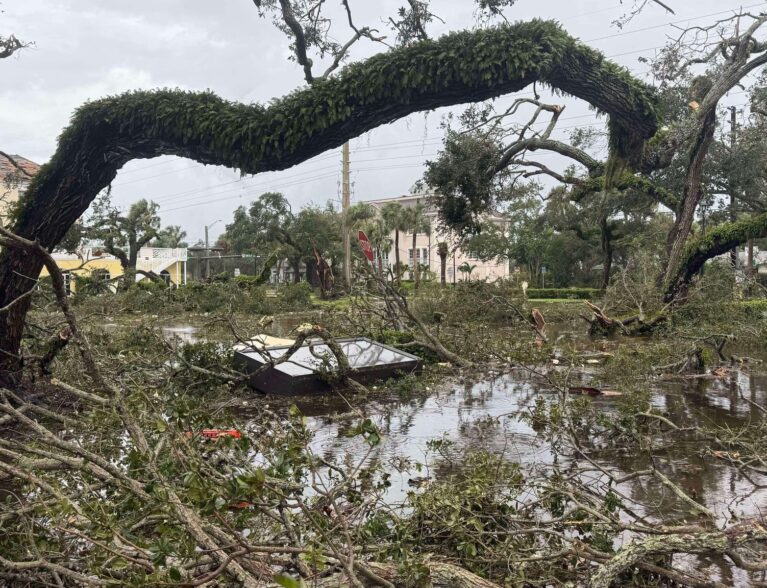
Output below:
[289,363,767,585]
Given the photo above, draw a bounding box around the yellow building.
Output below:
[40,247,188,294]
[3,153,188,293]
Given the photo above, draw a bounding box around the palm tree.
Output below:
[402,203,431,289]
[437,241,449,285]
[362,217,393,276]
[380,202,408,285]
[458,261,476,281]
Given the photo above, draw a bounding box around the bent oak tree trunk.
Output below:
[0,19,658,381]
[664,211,767,301]
[663,108,718,286]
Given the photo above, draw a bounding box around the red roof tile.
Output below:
[0,153,41,182]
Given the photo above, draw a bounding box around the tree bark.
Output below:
[393,230,401,286]
[439,251,447,285]
[591,518,767,588]
[663,107,718,286]
[0,19,658,378]
[599,216,613,291]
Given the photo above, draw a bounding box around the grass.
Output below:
[527,298,587,304]
[310,294,353,311]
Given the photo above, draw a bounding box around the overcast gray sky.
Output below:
[1,0,763,243]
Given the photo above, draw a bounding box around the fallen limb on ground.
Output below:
[269,560,502,588]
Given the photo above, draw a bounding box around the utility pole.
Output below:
[342,141,351,289]
[204,225,210,280]
[204,219,221,280]
[729,106,738,269]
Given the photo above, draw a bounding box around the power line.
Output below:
[584,2,767,43]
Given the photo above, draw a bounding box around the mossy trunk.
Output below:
[664,211,767,301]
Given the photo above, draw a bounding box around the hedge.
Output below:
[526,287,599,299]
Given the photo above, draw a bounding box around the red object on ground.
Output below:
[358,230,375,262]
[185,429,242,440]
[231,501,254,509]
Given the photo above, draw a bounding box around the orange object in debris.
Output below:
[231,501,253,509]
[184,429,242,440]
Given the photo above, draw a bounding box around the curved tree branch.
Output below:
[592,518,767,588]
[493,138,603,177]
[0,19,658,371]
[664,211,767,301]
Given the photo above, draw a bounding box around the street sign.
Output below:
[358,231,375,263]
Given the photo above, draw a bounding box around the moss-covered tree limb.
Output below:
[0,19,658,376]
[572,173,678,210]
[664,211,767,301]
[591,518,767,588]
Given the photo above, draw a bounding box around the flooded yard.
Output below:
[152,316,767,585]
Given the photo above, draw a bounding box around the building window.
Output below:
[62,271,72,296]
[408,248,429,267]
[92,269,110,283]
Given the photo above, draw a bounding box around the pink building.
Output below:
[366,192,509,283]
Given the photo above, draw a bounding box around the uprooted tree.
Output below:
[0,19,662,380]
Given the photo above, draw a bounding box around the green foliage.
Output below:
[219,192,340,286]
[276,281,313,306]
[400,451,525,574]
[87,193,161,268]
[151,225,187,248]
[409,280,527,325]
[668,212,767,294]
[424,131,505,234]
[741,299,767,318]
[527,287,598,299]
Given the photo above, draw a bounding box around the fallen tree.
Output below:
[0,18,659,381]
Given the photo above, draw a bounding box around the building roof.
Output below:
[0,153,41,182]
[364,192,506,223]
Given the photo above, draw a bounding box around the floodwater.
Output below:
[295,366,767,586]
[158,312,315,345]
[159,319,767,585]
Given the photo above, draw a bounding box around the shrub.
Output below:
[234,274,268,289]
[276,281,313,308]
[741,299,767,318]
[526,287,599,300]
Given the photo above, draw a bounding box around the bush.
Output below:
[409,280,527,325]
[233,274,268,289]
[526,287,599,300]
[741,299,767,318]
[276,281,313,307]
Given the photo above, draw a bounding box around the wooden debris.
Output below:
[568,386,623,397]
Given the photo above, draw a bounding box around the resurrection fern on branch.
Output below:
[0,19,659,375]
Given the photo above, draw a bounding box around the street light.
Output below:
[204,219,222,280]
